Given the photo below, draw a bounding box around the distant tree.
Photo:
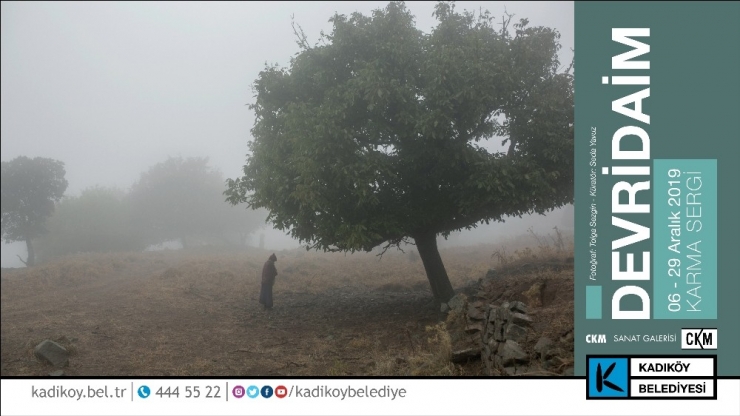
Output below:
[130,156,263,248]
[220,204,270,247]
[36,186,146,260]
[225,2,574,303]
[1,156,68,266]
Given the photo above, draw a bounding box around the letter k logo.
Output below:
[596,362,624,393]
[587,357,628,398]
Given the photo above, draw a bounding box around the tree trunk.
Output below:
[413,231,455,304]
[25,238,36,267]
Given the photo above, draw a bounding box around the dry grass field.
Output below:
[1,230,574,377]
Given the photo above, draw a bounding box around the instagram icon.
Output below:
[232,385,245,399]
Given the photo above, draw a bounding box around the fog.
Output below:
[1,1,574,267]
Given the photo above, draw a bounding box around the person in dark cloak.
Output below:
[259,253,278,310]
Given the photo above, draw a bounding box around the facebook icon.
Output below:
[587,357,628,398]
[260,385,274,399]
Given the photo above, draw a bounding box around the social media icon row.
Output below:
[232,385,287,399]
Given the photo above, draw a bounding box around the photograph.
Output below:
[1,1,575,378]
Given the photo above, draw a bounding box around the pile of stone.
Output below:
[480,301,535,375]
[441,294,483,363]
[533,336,570,374]
[441,293,574,376]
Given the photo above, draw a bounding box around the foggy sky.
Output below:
[1,1,574,267]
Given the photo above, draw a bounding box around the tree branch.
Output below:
[499,9,515,38]
[507,132,517,156]
[564,49,574,75]
[291,15,311,50]
[375,236,412,259]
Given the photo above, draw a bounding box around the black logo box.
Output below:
[585,354,718,400]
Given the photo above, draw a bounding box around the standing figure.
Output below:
[259,253,278,310]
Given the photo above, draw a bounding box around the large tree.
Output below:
[130,156,264,248]
[226,2,574,303]
[36,186,146,261]
[1,156,68,266]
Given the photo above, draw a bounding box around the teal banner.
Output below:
[575,1,739,377]
[653,159,717,320]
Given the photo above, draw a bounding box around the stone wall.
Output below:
[442,293,573,376]
[481,301,533,375]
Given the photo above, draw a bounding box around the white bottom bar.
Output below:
[1,379,738,416]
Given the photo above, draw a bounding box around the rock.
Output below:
[464,322,485,334]
[487,305,500,323]
[485,269,497,279]
[467,306,485,321]
[508,301,528,315]
[499,306,511,321]
[482,346,493,373]
[470,300,485,310]
[499,340,528,366]
[523,282,545,307]
[450,347,481,363]
[440,303,449,313]
[481,322,493,344]
[492,318,505,342]
[395,357,408,366]
[516,365,532,375]
[560,330,574,344]
[542,356,563,371]
[563,367,575,376]
[504,365,532,376]
[483,345,492,359]
[488,339,500,354]
[447,293,467,314]
[504,323,528,343]
[49,370,65,377]
[534,337,555,358]
[511,312,532,327]
[34,340,69,368]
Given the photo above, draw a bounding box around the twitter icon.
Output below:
[246,385,260,399]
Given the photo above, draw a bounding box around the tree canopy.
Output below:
[226,1,574,302]
[130,156,264,248]
[1,156,68,266]
[36,186,146,260]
